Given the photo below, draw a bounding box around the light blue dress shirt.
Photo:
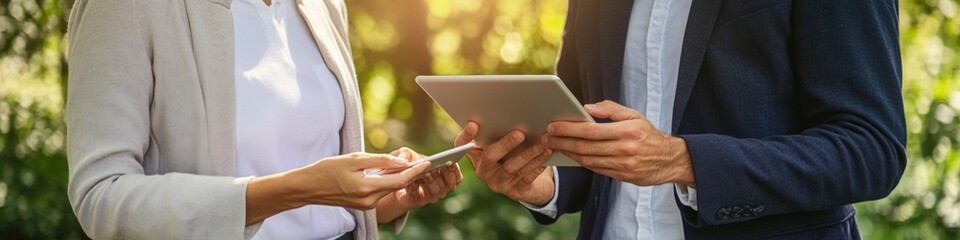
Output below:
[525,0,695,239]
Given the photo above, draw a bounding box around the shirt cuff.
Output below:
[519,167,560,218]
[675,183,698,211]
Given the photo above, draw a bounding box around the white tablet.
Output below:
[416,75,593,166]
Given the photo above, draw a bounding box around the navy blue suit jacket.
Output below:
[530,0,907,239]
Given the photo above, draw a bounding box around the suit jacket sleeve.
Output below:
[66,1,250,238]
[677,0,906,226]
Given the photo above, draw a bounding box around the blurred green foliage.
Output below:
[854,0,960,239]
[0,0,957,239]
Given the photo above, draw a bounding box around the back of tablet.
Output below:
[416,75,594,166]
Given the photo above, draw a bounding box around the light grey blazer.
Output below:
[65,0,394,239]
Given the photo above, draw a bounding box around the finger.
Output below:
[351,153,409,170]
[425,173,442,195]
[392,147,411,161]
[441,165,459,189]
[433,170,451,190]
[405,180,422,202]
[517,149,552,177]
[431,192,446,204]
[373,162,430,189]
[402,148,425,162]
[508,149,550,187]
[458,122,484,167]
[583,100,643,122]
[544,136,625,156]
[453,164,463,184]
[479,130,525,164]
[466,147,484,168]
[500,143,547,174]
[547,120,636,140]
[560,151,622,169]
[454,121,480,146]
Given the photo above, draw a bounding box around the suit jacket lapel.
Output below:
[598,0,637,103]
[672,0,722,134]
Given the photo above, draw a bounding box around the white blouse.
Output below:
[232,0,355,239]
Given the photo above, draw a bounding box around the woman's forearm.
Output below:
[245,173,306,226]
[375,192,411,224]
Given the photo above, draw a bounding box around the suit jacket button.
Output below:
[753,205,766,216]
[716,208,731,220]
[731,206,743,218]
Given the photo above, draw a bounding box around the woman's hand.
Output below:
[376,148,463,223]
[245,153,429,226]
[393,148,463,209]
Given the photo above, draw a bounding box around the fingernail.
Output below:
[547,124,555,133]
[585,104,597,110]
[512,132,523,142]
[541,135,549,145]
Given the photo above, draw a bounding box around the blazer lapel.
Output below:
[597,0,637,103]
[295,0,353,93]
[295,0,365,154]
[184,0,237,176]
[672,0,722,134]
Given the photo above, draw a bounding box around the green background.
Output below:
[1,0,958,239]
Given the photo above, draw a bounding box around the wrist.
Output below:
[245,172,309,225]
[376,191,411,224]
[267,170,313,209]
[668,136,696,187]
[521,168,555,206]
[390,191,417,211]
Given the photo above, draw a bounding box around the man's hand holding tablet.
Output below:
[417,75,593,206]
[454,122,557,206]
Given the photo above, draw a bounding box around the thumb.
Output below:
[454,121,480,146]
[373,162,430,189]
[585,100,642,122]
[351,153,409,170]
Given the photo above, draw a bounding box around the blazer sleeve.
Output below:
[677,0,906,226]
[66,1,250,238]
[530,167,595,224]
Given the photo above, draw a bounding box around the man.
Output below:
[455,0,905,239]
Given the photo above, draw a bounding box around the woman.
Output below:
[65,0,461,239]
